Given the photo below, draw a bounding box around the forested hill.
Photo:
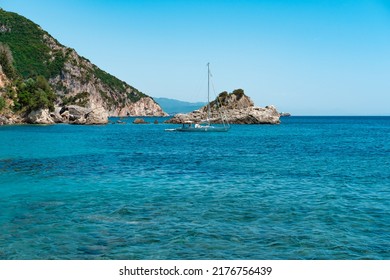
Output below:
[0,8,166,119]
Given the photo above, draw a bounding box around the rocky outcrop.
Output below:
[133,118,149,124]
[166,90,280,125]
[50,107,65,123]
[0,114,23,125]
[47,48,168,117]
[27,109,55,124]
[113,97,168,117]
[59,105,108,125]
[229,105,280,124]
[85,107,109,124]
[0,105,108,125]
[0,105,109,125]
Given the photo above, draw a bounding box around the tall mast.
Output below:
[207,62,210,123]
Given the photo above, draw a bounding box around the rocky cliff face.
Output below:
[166,90,280,124]
[112,96,167,116]
[0,9,168,123]
[47,45,167,117]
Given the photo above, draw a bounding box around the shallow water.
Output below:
[0,117,389,259]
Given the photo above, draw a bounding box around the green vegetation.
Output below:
[48,51,67,78]
[0,33,55,113]
[0,9,152,116]
[61,92,89,107]
[217,91,229,105]
[100,90,116,108]
[0,96,5,111]
[13,76,56,112]
[0,9,60,79]
[0,43,17,79]
[94,67,126,93]
[212,89,246,108]
[232,88,245,100]
[0,10,64,113]
[93,67,147,103]
[127,88,147,103]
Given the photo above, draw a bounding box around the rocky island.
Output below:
[165,89,280,125]
[0,9,167,125]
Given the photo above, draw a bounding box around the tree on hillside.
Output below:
[0,96,5,111]
[13,76,56,112]
[0,43,16,79]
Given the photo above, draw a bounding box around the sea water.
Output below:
[0,117,389,259]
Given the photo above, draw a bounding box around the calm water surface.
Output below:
[0,117,389,259]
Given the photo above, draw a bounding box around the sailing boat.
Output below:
[167,63,230,132]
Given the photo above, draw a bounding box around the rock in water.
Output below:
[133,118,149,124]
[27,109,55,124]
[230,105,280,124]
[86,107,109,125]
[60,105,108,125]
[50,106,64,123]
[65,105,90,118]
[165,90,281,125]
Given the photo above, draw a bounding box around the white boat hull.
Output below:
[165,124,229,132]
[174,126,229,132]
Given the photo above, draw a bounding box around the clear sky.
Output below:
[1,0,389,115]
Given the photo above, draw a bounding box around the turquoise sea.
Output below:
[0,117,389,259]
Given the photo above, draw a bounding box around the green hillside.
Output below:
[0,8,150,116]
[0,9,63,78]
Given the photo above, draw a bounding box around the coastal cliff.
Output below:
[166,89,280,124]
[0,9,167,125]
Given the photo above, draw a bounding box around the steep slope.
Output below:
[0,9,167,117]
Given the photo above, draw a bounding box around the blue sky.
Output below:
[1,0,389,115]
